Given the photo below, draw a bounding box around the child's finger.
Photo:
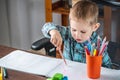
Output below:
[56,46,61,51]
[56,47,59,51]
[50,38,57,47]
[56,37,62,47]
[55,38,60,45]
[58,40,62,49]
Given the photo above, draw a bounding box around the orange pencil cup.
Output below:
[86,54,102,79]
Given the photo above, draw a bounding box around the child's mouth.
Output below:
[76,39,81,42]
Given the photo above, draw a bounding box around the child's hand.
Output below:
[49,30,62,50]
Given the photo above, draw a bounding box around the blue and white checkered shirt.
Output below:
[42,22,112,68]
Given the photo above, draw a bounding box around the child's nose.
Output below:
[76,32,81,38]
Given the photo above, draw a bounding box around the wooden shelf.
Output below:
[45,0,69,26]
[52,0,70,15]
[52,7,69,15]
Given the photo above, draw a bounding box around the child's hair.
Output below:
[70,0,99,25]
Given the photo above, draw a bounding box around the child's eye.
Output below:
[72,29,76,32]
[81,31,86,33]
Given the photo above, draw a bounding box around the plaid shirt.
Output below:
[42,22,112,68]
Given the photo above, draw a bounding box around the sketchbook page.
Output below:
[48,60,120,80]
[47,60,88,80]
[0,50,62,76]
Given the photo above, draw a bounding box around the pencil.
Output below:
[84,46,90,55]
[97,36,101,51]
[59,49,67,65]
[99,41,108,56]
[99,37,106,54]
[0,67,3,80]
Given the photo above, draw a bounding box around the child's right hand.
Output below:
[49,30,62,50]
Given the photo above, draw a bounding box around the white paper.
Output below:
[0,50,120,80]
[0,50,62,76]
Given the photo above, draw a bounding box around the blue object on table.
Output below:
[62,76,68,80]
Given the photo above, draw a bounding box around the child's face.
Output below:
[70,18,99,43]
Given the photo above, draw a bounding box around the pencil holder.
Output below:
[86,54,102,79]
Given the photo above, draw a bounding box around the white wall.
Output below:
[6,0,61,50]
[7,0,45,50]
[0,0,10,46]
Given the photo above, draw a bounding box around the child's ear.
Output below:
[92,23,100,31]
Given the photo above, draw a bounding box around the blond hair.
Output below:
[72,0,82,6]
[70,0,98,25]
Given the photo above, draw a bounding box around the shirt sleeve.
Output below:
[42,22,57,38]
[42,22,69,40]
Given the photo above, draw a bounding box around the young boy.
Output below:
[42,0,112,68]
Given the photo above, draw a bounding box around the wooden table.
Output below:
[0,45,46,80]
